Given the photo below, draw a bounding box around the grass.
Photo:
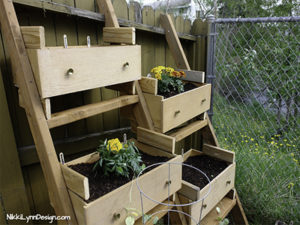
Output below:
[213,93,300,225]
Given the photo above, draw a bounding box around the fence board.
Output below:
[0,68,32,223]
[154,10,166,68]
[113,0,128,20]
[141,6,155,76]
[129,1,142,23]
[75,0,95,11]
[52,0,74,7]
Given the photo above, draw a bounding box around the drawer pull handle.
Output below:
[174,110,181,116]
[202,204,207,209]
[123,62,129,68]
[66,68,74,76]
[201,98,206,104]
[226,180,231,185]
[166,180,172,185]
[113,213,120,220]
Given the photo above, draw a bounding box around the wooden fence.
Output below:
[0,0,209,221]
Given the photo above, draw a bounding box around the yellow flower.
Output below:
[155,73,162,80]
[165,67,174,73]
[107,138,123,152]
[288,182,294,189]
[291,153,295,157]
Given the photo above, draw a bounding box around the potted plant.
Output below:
[178,144,236,223]
[137,66,211,133]
[60,137,182,225]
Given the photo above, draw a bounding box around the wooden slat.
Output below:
[180,69,205,83]
[21,26,45,49]
[174,193,188,225]
[103,27,135,44]
[202,116,220,147]
[231,192,249,225]
[96,0,119,27]
[170,119,208,142]
[133,80,155,130]
[48,95,139,128]
[201,197,236,225]
[160,14,191,70]
[61,165,90,200]
[202,144,235,163]
[137,127,175,153]
[0,69,32,223]
[139,77,157,95]
[41,98,51,120]
[0,1,78,224]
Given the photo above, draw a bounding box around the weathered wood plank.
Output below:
[169,119,208,142]
[48,95,139,129]
[0,2,78,223]
[137,127,175,153]
[103,27,135,44]
[21,26,45,49]
[0,68,32,224]
[161,14,191,70]
[96,0,119,27]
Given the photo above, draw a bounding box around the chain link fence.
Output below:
[212,17,299,225]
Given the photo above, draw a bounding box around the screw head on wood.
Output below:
[66,68,74,76]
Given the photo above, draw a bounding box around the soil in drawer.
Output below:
[158,82,198,99]
[69,152,168,202]
[183,155,228,188]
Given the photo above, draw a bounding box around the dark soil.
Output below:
[158,82,198,99]
[182,155,228,189]
[69,152,168,202]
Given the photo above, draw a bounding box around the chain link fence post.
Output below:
[206,14,217,122]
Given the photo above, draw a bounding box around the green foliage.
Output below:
[93,139,145,178]
[151,66,186,96]
[214,93,300,225]
[158,72,185,95]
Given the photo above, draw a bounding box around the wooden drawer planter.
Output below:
[27,45,141,98]
[140,73,211,133]
[61,140,182,225]
[178,144,236,224]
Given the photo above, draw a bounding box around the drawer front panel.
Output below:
[162,84,211,133]
[28,45,141,98]
[69,156,182,225]
[189,163,236,223]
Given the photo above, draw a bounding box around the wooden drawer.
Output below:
[61,140,182,225]
[140,77,211,133]
[178,146,236,224]
[27,45,141,98]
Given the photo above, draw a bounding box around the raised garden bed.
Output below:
[60,139,182,225]
[139,74,211,133]
[178,144,236,223]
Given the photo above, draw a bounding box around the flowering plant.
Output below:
[151,66,186,96]
[93,138,145,178]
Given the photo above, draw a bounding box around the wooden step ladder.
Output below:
[0,0,248,224]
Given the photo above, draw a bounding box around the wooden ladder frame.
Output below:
[0,0,248,224]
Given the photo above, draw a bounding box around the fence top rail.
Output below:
[214,16,300,23]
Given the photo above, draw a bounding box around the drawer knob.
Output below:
[226,180,231,185]
[174,110,181,116]
[66,68,74,76]
[201,98,206,104]
[113,213,120,220]
[166,180,172,185]
[202,204,207,209]
[123,62,129,68]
